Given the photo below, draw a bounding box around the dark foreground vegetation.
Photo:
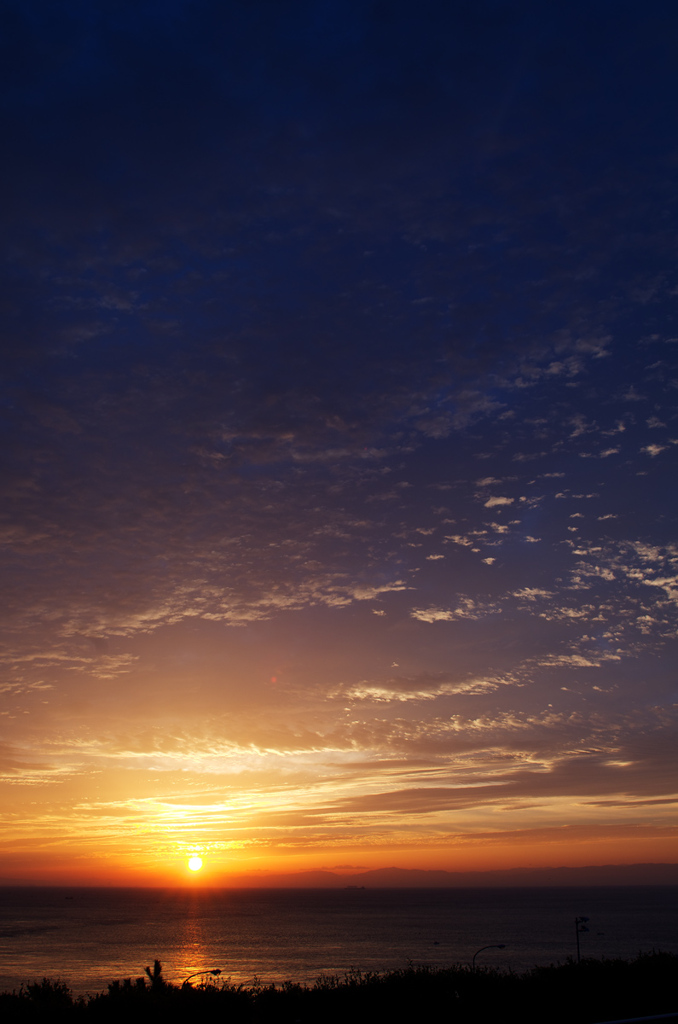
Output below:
[1,953,676,1024]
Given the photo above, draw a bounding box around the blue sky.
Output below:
[1,0,677,882]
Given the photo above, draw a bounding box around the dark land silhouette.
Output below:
[220,862,678,888]
[1,952,676,1023]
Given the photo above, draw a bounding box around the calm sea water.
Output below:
[0,886,676,996]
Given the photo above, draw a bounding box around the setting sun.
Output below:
[188,856,203,872]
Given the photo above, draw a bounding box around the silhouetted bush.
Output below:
[1,952,676,1023]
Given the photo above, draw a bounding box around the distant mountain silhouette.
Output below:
[226,863,678,888]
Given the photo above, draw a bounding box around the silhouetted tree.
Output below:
[143,960,164,991]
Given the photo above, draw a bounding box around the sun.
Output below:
[188,856,203,872]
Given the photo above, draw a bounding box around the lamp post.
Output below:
[472,944,506,970]
[575,917,590,963]
[182,968,222,986]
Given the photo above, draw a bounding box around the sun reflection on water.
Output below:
[168,898,218,984]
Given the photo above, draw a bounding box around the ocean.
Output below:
[0,886,676,996]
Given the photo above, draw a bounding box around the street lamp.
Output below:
[182,968,222,986]
[575,916,590,963]
[472,944,506,970]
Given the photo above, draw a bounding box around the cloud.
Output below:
[411,598,501,623]
[536,654,605,668]
[341,671,507,703]
[444,534,473,546]
[483,496,515,508]
[579,447,620,458]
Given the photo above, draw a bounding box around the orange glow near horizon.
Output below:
[1,796,676,887]
[1,674,678,889]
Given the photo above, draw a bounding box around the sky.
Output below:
[1,0,678,886]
